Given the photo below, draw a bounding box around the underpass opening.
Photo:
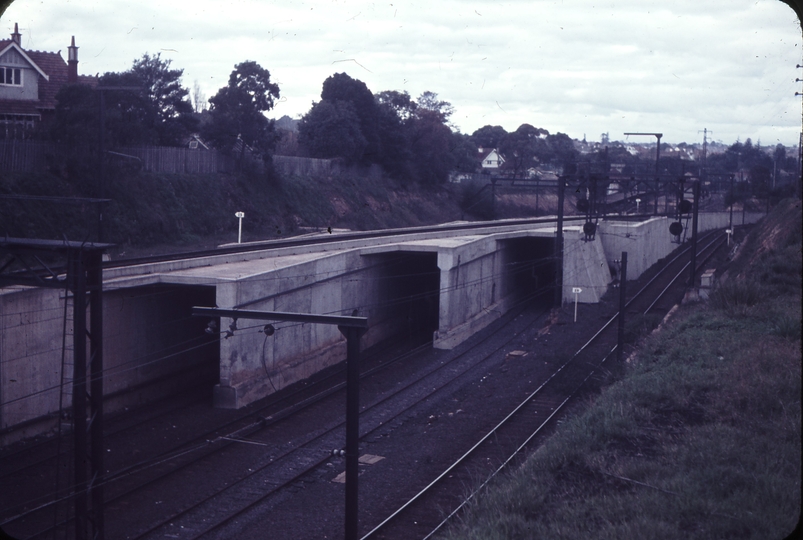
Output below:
[103,283,219,411]
[499,237,556,308]
[368,251,440,346]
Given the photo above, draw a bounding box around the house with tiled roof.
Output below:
[0,23,96,136]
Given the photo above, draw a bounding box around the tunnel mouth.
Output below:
[369,251,440,345]
[103,283,219,412]
[499,237,556,308]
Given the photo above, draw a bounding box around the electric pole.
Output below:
[624,132,663,215]
[698,128,712,172]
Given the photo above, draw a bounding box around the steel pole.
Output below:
[341,326,363,540]
[88,250,105,540]
[689,181,700,286]
[617,252,627,362]
[554,176,565,307]
[72,255,88,540]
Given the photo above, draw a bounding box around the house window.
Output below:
[1,68,21,86]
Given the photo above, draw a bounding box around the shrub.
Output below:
[709,279,763,315]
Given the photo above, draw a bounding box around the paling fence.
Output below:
[272,155,341,177]
[0,141,236,174]
[0,141,343,177]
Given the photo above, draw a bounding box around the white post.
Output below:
[635,198,641,214]
[572,287,582,322]
[726,228,732,246]
[235,211,245,244]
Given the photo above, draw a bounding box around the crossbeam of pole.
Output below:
[192,307,368,328]
[192,306,367,540]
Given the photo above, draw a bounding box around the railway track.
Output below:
[0,224,731,540]
[2,283,553,539]
[362,229,727,539]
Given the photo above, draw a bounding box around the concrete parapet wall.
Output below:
[598,212,764,281]
[0,287,65,439]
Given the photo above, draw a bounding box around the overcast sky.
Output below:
[1,0,801,147]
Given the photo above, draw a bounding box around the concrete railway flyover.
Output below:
[0,212,763,443]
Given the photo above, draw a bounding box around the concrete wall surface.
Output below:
[597,212,764,281]
[561,227,612,304]
[0,287,64,439]
[2,212,766,432]
[0,283,217,444]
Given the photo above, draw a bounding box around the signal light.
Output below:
[669,222,683,236]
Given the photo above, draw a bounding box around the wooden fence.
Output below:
[0,141,237,174]
[272,155,341,177]
[116,146,235,174]
[0,141,343,177]
[0,140,54,172]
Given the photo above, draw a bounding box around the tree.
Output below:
[376,90,417,121]
[415,91,454,123]
[51,83,99,147]
[298,100,366,163]
[130,53,197,145]
[203,61,281,163]
[499,124,546,176]
[405,92,456,184]
[192,79,207,113]
[319,73,381,163]
[471,125,508,149]
[450,132,479,174]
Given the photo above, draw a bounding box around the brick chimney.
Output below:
[67,36,78,83]
[11,23,21,46]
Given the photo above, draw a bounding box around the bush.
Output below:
[460,177,493,220]
[709,279,764,316]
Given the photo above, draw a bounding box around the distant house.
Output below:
[478,147,504,170]
[0,23,95,135]
[186,134,210,150]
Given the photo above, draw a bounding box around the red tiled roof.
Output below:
[0,98,40,116]
[0,39,97,115]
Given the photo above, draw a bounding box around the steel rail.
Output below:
[139,291,553,540]
[420,234,728,539]
[16,288,549,539]
[361,228,730,539]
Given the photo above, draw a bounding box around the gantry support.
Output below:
[0,237,111,540]
[192,307,368,540]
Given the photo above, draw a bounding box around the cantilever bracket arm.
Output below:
[192,307,368,328]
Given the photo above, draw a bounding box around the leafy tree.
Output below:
[376,90,417,121]
[544,132,579,172]
[319,73,381,163]
[375,97,413,178]
[471,125,508,149]
[405,92,456,184]
[203,61,281,163]
[499,124,546,176]
[130,53,197,145]
[298,100,366,163]
[450,132,479,174]
[51,84,99,147]
[415,91,454,123]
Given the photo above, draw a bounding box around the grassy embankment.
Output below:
[441,199,802,540]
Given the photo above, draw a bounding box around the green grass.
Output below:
[440,202,801,540]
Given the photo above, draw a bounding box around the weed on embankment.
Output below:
[441,200,801,540]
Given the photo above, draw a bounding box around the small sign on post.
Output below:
[635,198,641,213]
[235,212,245,244]
[572,287,582,322]
[725,228,733,246]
